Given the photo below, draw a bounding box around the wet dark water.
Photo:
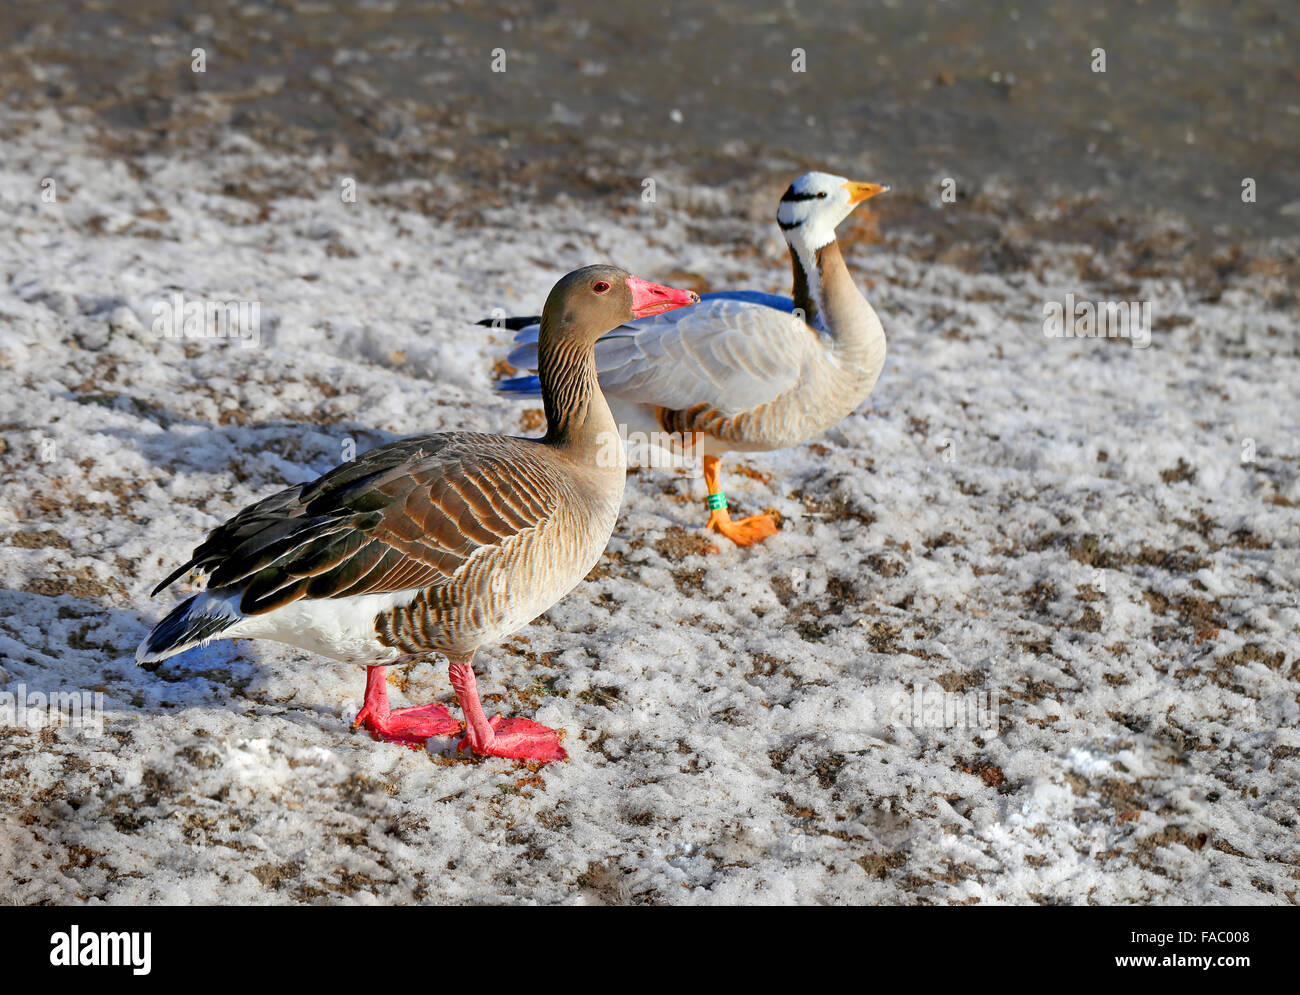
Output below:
[3,0,1297,242]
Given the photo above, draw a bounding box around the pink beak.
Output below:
[626,275,700,318]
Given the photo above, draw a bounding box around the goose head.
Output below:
[776,171,889,251]
[541,265,699,344]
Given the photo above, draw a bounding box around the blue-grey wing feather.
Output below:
[504,295,810,414]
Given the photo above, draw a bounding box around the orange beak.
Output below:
[845,181,889,204]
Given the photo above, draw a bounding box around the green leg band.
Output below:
[705,492,728,511]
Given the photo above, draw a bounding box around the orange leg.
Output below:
[702,455,778,547]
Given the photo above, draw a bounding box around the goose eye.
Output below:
[593,281,610,293]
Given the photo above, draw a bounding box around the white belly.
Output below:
[228,589,421,665]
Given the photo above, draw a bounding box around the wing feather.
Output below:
[155,434,561,615]
[505,295,815,416]
[596,299,812,414]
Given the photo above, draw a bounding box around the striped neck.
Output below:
[537,320,617,458]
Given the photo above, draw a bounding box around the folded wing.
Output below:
[504,293,814,416]
[153,434,560,615]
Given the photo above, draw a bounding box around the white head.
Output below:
[776,171,889,251]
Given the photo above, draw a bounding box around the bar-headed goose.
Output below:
[491,171,888,546]
[137,266,699,763]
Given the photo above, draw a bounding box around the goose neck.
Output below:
[787,238,884,371]
[538,328,619,462]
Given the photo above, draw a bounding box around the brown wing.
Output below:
[153,433,560,615]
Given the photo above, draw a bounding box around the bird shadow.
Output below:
[0,587,349,744]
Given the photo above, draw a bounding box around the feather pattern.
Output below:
[163,436,558,608]
[148,431,622,663]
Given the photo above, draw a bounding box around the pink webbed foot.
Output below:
[355,701,462,750]
[354,665,461,750]
[457,715,568,763]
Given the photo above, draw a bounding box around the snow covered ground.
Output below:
[1,111,1297,905]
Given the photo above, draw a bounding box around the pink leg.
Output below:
[353,665,461,750]
[448,659,567,763]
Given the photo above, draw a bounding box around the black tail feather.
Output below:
[136,595,237,670]
[476,315,541,331]
[151,558,198,597]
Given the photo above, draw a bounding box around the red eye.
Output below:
[593,281,610,294]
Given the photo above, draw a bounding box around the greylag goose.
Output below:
[136,266,699,762]
[490,171,888,546]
